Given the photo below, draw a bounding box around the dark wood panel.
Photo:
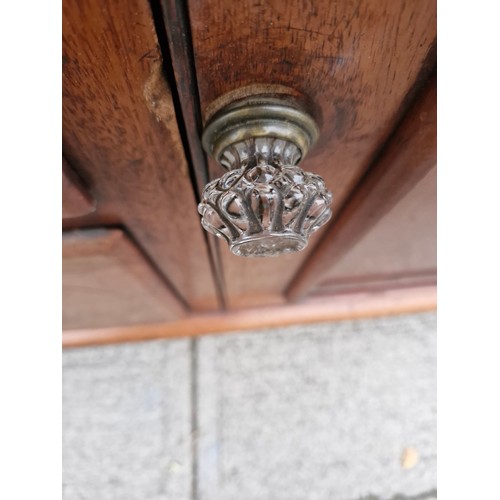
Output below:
[62,0,219,310]
[63,284,436,347]
[63,229,186,330]
[187,0,437,308]
[287,76,437,301]
[62,157,95,219]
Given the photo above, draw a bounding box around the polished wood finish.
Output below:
[62,0,219,310]
[287,77,437,301]
[62,157,95,219]
[63,284,436,347]
[186,0,436,307]
[63,229,185,330]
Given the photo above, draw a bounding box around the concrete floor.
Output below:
[63,312,436,500]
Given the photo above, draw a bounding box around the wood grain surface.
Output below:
[63,228,186,330]
[186,0,437,308]
[62,157,96,219]
[62,0,219,310]
[287,76,437,301]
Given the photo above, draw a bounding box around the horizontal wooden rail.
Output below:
[63,284,436,348]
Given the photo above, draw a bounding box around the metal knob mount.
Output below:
[198,95,333,258]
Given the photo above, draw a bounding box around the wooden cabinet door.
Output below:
[63,0,220,314]
[63,0,436,342]
[169,0,437,308]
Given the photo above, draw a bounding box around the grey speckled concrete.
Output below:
[62,340,192,500]
[62,312,436,500]
[196,312,436,500]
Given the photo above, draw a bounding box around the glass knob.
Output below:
[198,96,333,257]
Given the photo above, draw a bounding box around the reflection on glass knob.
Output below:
[198,96,333,257]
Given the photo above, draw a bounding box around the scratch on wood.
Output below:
[139,48,158,62]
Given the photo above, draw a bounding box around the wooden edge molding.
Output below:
[63,284,436,348]
[62,157,96,219]
[159,0,208,195]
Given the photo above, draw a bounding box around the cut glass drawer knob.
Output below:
[198,95,333,257]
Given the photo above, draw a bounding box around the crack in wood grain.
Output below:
[143,60,176,124]
[143,60,187,177]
